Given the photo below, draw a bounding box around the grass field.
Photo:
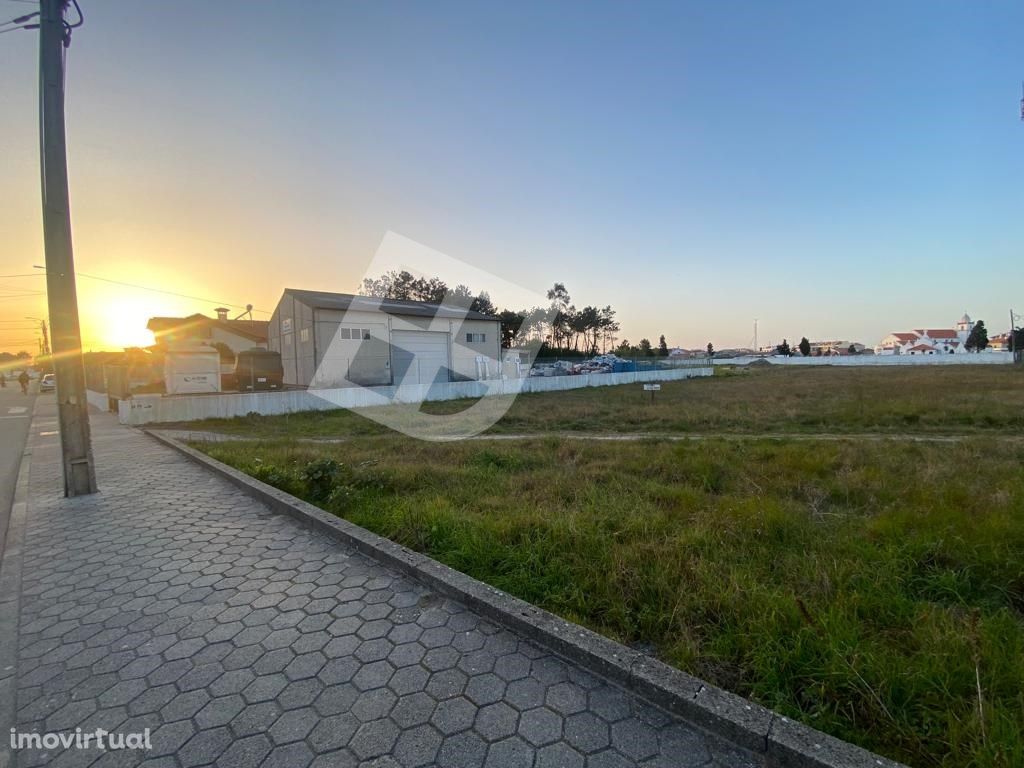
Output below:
[189,365,1024,767]
[184,364,1024,439]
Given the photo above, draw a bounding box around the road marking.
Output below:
[7,407,27,414]
[0,415,29,420]
[39,431,58,436]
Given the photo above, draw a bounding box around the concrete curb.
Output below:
[0,401,40,768]
[148,429,906,768]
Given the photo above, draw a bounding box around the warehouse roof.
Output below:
[282,288,499,321]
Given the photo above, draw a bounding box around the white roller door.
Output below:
[390,330,450,385]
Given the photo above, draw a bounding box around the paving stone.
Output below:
[178,726,233,768]
[536,741,586,768]
[217,734,272,768]
[263,742,315,768]
[352,687,397,722]
[230,702,282,736]
[519,706,564,747]
[269,707,318,744]
[611,717,661,760]
[278,677,325,710]
[586,748,635,768]
[309,712,360,752]
[431,696,477,736]
[195,694,246,729]
[547,681,588,715]
[485,735,534,768]
[474,702,519,742]
[392,723,443,767]
[350,718,401,760]
[564,711,610,754]
[466,673,507,706]
[160,689,210,722]
[436,731,488,768]
[314,683,360,716]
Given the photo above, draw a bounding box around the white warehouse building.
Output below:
[269,289,501,388]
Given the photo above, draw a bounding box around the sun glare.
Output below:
[82,292,156,350]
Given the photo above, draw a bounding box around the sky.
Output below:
[1,0,1022,352]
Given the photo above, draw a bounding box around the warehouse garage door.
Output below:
[391,330,451,385]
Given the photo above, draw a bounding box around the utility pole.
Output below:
[1011,309,1016,355]
[26,317,50,356]
[1011,309,1020,357]
[39,0,96,496]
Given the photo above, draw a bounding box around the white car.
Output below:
[40,374,56,392]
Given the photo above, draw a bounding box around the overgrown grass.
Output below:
[197,435,1024,767]
[179,365,1024,439]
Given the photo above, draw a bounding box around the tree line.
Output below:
[361,273,645,356]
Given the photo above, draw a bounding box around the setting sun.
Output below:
[81,291,156,350]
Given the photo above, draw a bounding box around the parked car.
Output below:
[230,349,284,391]
[40,373,56,392]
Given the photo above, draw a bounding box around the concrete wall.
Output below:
[116,365,712,425]
[86,389,111,413]
[714,352,1015,367]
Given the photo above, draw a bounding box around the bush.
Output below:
[300,457,347,502]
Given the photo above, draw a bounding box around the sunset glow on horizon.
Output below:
[2,1,1022,355]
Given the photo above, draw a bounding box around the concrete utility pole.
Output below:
[39,0,96,496]
[1011,310,1021,357]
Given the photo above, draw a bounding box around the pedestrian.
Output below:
[18,370,29,395]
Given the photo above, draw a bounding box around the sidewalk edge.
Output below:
[148,429,906,768]
[0,403,39,768]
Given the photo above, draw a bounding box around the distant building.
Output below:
[269,289,500,388]
[807,340,867,356]
[667,347,711,358]
[147,308,269,354]
[875,314,973,355]
[988,333,1011,352]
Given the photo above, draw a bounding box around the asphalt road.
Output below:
[0,381,37,562]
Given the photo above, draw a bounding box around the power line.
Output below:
[0,7,37,28]
[33,266,272,315]
[9,266,271,315]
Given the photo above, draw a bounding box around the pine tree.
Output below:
[965,320,989,352]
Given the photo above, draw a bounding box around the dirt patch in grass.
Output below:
[197,434,1024,767]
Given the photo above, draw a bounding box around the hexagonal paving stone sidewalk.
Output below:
[6,408,758,767]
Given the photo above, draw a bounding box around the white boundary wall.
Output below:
[115,366,712,425]
[86,389,110,413]
[714,353,1014,367]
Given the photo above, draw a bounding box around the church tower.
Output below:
[956,313,972,341]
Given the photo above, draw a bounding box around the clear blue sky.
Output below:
[1,0,1021,349]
